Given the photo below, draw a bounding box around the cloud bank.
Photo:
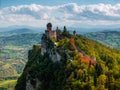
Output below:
[0,3,120,27]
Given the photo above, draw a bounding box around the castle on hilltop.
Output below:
[45,23,61,40]
[41,23,61,55]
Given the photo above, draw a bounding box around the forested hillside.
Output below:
[16,30,120,90]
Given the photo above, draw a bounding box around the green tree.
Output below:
[95,63,103,77]
[62,26,70,37]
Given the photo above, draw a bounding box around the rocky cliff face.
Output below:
[41,34,61,62]
[26,74,41,90]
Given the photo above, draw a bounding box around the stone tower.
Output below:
[47,22,52,31]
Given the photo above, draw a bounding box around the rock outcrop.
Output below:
[41,34,61,62]
[26,74,41,90]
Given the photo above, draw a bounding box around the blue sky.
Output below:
[1,0,120,8]
[0,0,120,28]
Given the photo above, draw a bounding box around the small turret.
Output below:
[47,22,52,31]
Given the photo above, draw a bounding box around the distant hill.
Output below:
[85,31,120,49]
[1,28,34,34]
[0,33,42,46]
[0,25,44,32]
[0,28,42,37]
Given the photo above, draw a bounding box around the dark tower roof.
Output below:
[47,23,52,27]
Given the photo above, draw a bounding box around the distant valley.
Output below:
[0,28,42,80]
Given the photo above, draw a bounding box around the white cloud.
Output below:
[0,3,120,27]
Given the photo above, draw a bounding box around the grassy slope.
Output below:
[0,80,17,90]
